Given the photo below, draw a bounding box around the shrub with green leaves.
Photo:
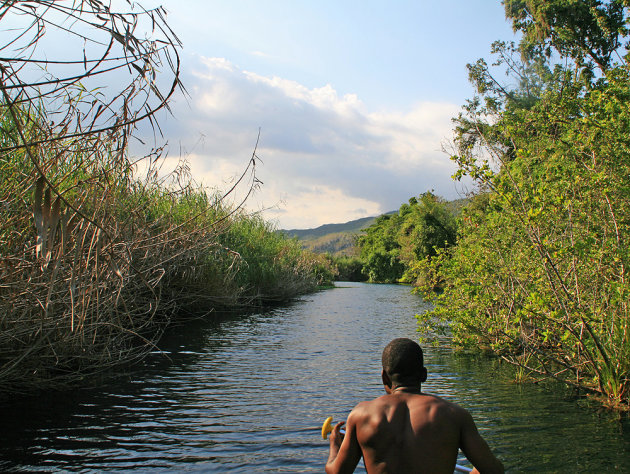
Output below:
[357,193,457,284]
[421,5,630,408]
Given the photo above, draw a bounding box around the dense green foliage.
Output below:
[357,192,457,284]
[217,214,335,304]
[419,0,630,408]
[331,255,368,281]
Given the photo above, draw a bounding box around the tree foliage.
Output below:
[504,0,628,72]
[357,192,457,284]
[420,1,630,408]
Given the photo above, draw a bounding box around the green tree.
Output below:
[358,214,404,283]
[504,0,628,73]
[334,256,368,281]
[421,3,630,407]
[357,193,457,284]
[398,192,457,264]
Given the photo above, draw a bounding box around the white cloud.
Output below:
[139,54,467,229]
[265,185,381,230]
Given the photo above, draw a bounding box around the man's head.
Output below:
[381,338,427,389]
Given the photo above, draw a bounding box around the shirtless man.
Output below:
[325,338,504,474]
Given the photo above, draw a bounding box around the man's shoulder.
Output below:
[416,391,461,406]
[419,393,469,413]
[350,397,384,415]
[349,392,471,421]
[347,395,394,421]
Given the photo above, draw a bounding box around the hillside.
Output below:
[283,215,377,240]
[282,215,381,256]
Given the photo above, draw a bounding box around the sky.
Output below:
[14,1,520,230]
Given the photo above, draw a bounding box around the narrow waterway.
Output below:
[1,282,628,472]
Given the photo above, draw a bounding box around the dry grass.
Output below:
[0,1,333,396]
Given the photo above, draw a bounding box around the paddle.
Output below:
[321,417,473,473]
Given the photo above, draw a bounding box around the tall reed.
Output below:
[0,1,332,395]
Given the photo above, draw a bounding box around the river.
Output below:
[1,282,628,472]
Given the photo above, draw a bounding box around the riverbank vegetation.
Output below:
[417,0,630,409]
[0,2,331,396]
[290,196,462,284]
[356,193,458,285]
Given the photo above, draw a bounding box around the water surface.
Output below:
[1,282,628,472]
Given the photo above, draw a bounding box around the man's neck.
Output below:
[391,385,422,394]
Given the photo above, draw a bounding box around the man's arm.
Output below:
[325,414,362,474]
[458,408,504,474]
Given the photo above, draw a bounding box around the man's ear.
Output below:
[420,367,427,383]
[381,369,392,391]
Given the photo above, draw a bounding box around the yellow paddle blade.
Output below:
[322,416,334,440]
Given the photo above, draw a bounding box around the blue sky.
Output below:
[155,1,516,108]
[30,1,521,229]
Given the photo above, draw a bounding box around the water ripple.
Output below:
[0,282,628,472]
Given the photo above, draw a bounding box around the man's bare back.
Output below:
[351,390,463,473]
[325,339,504,474]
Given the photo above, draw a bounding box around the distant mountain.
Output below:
[283,215,377,240]
[281,215,385,256]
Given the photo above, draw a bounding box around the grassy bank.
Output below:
[0,108,332,396]
[0,1,333,396]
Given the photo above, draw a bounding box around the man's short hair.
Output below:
[382,338,424,385]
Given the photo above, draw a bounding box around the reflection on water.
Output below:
[0,282,628,472]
